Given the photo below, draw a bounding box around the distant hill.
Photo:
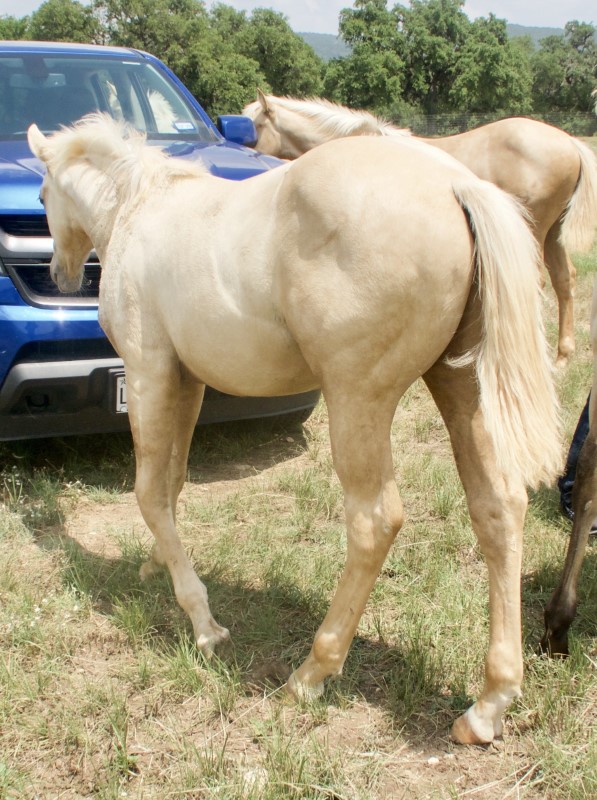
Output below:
[299,24,568,61]
[506,23,564,45]
[298,32,350,60]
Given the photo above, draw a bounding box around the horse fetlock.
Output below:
[139,559,163,581]
[555,345,574,369]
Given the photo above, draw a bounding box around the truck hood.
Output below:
[0,138,283,216]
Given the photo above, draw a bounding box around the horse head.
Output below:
[27,123,93,293]
[243,89,287,158]
[244,91,393,160]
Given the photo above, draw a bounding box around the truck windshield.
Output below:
[0,52,219,143]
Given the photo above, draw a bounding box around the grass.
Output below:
[0,248,596,798]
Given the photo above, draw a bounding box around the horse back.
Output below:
[425,118,580,226]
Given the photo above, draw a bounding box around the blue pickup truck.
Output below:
[0,41,319,440]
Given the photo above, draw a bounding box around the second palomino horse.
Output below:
[243,92,597,366]
[28,116,561,745]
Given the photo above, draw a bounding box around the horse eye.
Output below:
[38,194,45,207]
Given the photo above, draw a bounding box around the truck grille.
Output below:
[14,339,118,363]
[0,214,51,237]
[4,259,101,307]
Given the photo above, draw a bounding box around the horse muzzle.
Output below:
[50,254,84,293]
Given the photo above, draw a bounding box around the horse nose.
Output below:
[49,256,59,285]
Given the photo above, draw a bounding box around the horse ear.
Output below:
[28,124,50,163]
[257,88,272,116]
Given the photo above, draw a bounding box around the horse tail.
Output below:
[560,138,597,253]
[452,178,562,489]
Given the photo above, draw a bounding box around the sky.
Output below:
[0,0,595,35]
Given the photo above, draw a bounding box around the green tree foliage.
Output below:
[0,15,29,40]
[231,9,323,97]
[331,0,533,116]
[449,15,533,113]
[324,0,405,111]
[28,0,101,43]
[396,0,470,113]
[93,0,209,54]
[531,21,597,112]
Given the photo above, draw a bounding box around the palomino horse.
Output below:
[28,115,561,745]
[243,93,597,366]
[542,279,597,655]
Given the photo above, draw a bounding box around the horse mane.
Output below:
[44,113,207,203]
[244,95,412,139]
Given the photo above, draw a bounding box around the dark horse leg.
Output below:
[541,431,597,655]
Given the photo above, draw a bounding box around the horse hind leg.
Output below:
[424,351,527,744]
[288,388,404,698]
[544,223,576,367]
[128,362,228,653]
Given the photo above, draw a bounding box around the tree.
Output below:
[174,37,265,116]
[327,0,405,111]
[395,0,473,113]
[23,0,101,43]
[449,14,532,113]
[324,49,405,112]
[232,8,323,97]
[531,21,597,111]
[331,0,535,118]
[28,0,101,43]
[0,15,30,40]
[93,0,209,55]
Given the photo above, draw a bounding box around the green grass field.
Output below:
[1,241,596,798]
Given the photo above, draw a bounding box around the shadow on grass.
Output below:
[20,433,594,752]
[31,519,479,750]
[0,413,311,495]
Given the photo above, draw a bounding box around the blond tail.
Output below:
[454,179,563,489]
[560,138,597,253]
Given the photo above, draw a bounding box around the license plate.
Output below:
[115,373,127,413]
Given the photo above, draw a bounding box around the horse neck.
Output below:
[275,105,376,156]
[63,161,119,258]
[275,109,332,156]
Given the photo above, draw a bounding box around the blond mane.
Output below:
[244,95,411,139]
[44,113,207,203]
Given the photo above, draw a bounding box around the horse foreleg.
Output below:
[425,361,527,745]
[542,433,597,655]
[544,225,576,367]
[139,366,205,580]
[127,364,228,653]
[288,393,403,698]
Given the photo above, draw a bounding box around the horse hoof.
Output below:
[451,710,495,745]
[555,355,571,370]
[537,633,569,658]
[139,560,162,581]
[196,623,230,656]
[286,671,324,702]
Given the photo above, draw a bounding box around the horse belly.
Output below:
[150,266,317,396]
